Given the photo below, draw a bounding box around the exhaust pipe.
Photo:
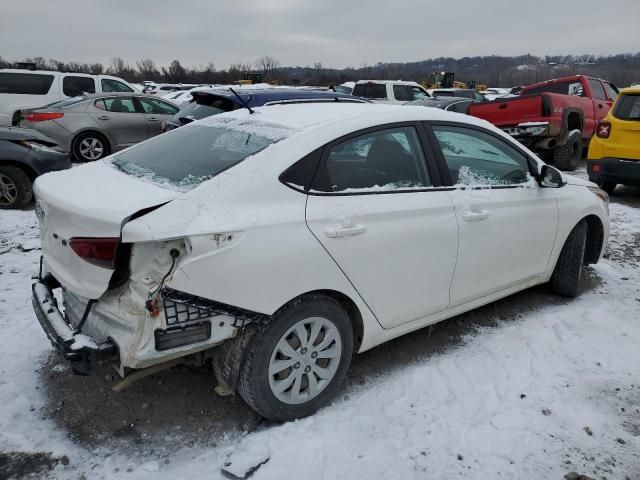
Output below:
[534,137,557,150]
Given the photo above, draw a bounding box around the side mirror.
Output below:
[539,165,565,188]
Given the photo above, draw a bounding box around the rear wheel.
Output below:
[553,130,582,171]
[73,132,109,162]
[549,220,587,298]
[0,165,32,209]
[599,181,616,195]
[237,294,354,422]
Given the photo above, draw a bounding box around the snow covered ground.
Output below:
[1,178,639,479]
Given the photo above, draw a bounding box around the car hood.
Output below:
[0,126,59,145]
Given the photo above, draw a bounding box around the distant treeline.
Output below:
[2,53,639,87]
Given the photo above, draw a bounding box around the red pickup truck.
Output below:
[468,75,618,170]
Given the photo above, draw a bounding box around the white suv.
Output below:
[352,80,431,103]
[0,69,137,126]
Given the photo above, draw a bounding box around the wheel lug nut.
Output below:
[311,352,318,358]
[304,366,311,373]
[301,348,307,354]
[294,362,300,369]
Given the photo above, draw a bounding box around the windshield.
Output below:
[111,118,293,190]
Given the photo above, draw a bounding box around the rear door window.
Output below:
[101,78,134,93]
[0,73,54,95]
[311,126,430,193]
[137,97,179,115]
[588,79,607,101]
[99,97,138,113]
[604,82,618,101]
[352,83,388,99]
[63,76,96,97]
[393,85,413,102]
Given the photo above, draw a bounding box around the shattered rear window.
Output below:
[111,117,293,190]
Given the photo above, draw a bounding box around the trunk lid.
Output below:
[34,161,178,299]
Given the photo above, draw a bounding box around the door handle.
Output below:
[97,115,110,120]
[598,104,603,109]
[498,104,508,109]
[148,117,159,121]
[461,210,490,222]
[324,224,366,238]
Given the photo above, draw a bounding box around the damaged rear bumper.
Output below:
[31,280,119,374]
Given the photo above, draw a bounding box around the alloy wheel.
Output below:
[79,137,104,160]
[268,316,342,405]
[0,173,18,206]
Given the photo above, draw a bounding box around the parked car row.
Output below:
[0,68,136,126]
[1,70,635,210]
[469,75,619,171]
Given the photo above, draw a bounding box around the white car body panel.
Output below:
[32,104,610,372]
[306,191,458,328]
[446,183,558,306]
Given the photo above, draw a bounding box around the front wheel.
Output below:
[549,220,587,298]
[0,165,33,209]
[237,295,354,422]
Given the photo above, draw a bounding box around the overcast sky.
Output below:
[1,0,638,69]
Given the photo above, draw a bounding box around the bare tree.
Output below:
[255,56,280,80]
[136,58,160,81]
[162,60,187,83]
[108,57,127,76]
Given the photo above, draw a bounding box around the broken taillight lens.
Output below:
[596,121,611,138]
[69,237,120,269]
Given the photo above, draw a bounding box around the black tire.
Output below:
[600,181,616,195]
[237,294,354,422]
[72,132,109,162]
[549,220,587,298]
[0,165,33,209]
[553,130,583,171]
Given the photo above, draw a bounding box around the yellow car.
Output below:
[587,86,640,194]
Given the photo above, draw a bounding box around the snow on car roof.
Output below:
[197,102,492,136]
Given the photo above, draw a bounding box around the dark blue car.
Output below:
[163,87,366,131]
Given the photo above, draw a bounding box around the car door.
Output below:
[305,124,459,329]
[429,124,558,306]
[135,96,180,138]
[88,96,147,149]
[589,79,613,123]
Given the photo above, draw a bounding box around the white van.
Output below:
[0,69,137,125]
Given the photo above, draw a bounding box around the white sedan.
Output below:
[32,103,609,421]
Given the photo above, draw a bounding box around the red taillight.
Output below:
[23,112,64,122]
[69,237,120,269]
[593,164,601,172]
[596,121,611,138]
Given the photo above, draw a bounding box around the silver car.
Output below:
[19,93,179,161]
